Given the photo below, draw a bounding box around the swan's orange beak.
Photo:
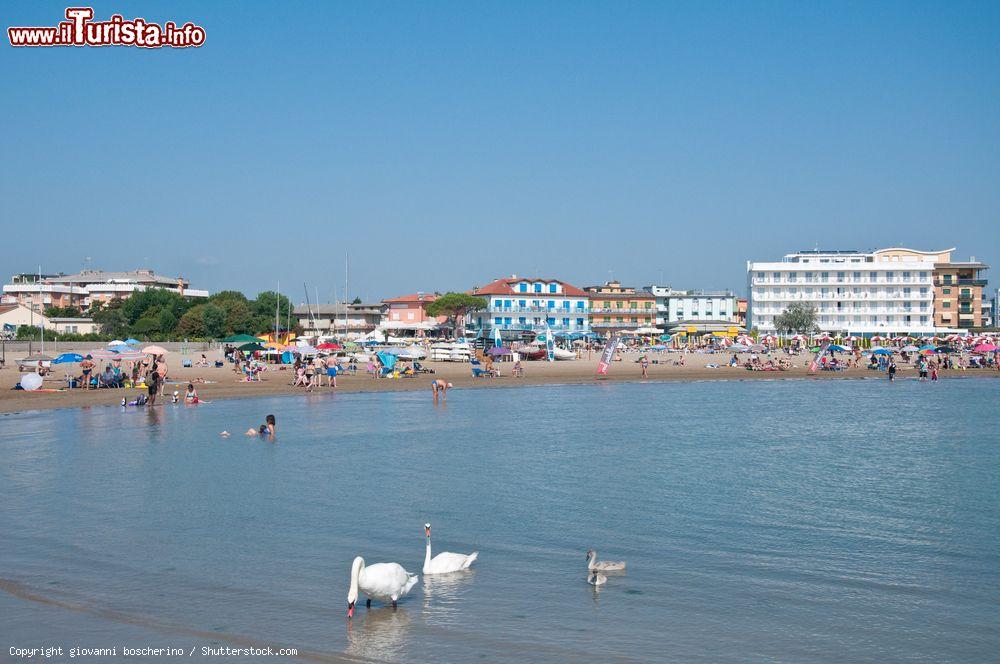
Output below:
[347,602,355,619]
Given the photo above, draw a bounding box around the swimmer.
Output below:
[220,431,231,437]
[431,379,453,403]
[185,383,200,404]
[265,414,275,436]
[172,390,180,404]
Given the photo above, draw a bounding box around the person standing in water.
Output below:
[431,379,453,403]
[888,359,897,382]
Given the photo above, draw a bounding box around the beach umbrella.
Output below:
[901,345,920,353]
[750,343,767,352]
[19,373,44,391]
[220,334,266,344]
[487,346,513,356]
[493,327,503,349]
[52,353,85,364]
[870,335,883,342]
[115,350,144,361]
[973,343,997,353]
[827,344,849,352]
[729,343,750,352]
[919,349,936,355]
[107,339,127,347]
[918,344,936,352]
[124,338,141,345]
[86,349,119,360]
[872,348,893,356]
[142,345,169,356]
[935,346,956,353]
[316,342,341,350]
[236,342,264,352]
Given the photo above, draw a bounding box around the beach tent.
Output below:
[237,342,265,352]
[375,351,398,370]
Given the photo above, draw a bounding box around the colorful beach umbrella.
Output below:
[142,345,169,356]
[52,353,85,364]
[973,343,997,353]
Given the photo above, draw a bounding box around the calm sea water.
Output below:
[2,379,999,663]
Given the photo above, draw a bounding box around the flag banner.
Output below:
[597,334,620,376]
[545,323,554,361]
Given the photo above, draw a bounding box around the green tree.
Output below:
[176,304,207,337]
[44,306,83,318]
[92,304,129,338]
[130,317,161,337]
[122,288,189,326]
[773,302,819,335]
[208,290,249,307]
[225,300,257,335]
[202,303,227,338]
[425,293,486,336]
[252,291,293,333]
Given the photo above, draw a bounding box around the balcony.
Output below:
[489,306,587,314]
[935,278,987,287]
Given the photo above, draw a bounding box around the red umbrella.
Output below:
[317,342,341,350]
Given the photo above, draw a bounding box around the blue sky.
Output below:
[3,1,998,303]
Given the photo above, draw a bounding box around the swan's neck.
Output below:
[424,536,432,569]
[349,558,363,602]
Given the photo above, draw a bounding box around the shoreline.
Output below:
[3,353,998,416]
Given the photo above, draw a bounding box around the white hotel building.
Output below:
[747,248,944,336]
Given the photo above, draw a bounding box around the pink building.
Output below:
[382,292,448,333]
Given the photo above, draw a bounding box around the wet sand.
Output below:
[1,350,996,415]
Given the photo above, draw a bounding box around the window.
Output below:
[519,300,526,307]
[576,301,585,309]
[504,299,512,308]
[821,272,829,280]
[562,301,570,309]
[576,318,584,326]
[870,271,878,281]
[942,301,951,309]
[533,283,542,293]
[549,284,557,293]
[942,288,951,295]
[518,317,526,324]
[562,318,569,326]
[494,317,502,324]
[519,283,527,293]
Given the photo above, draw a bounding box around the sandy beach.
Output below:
[2,348,997,415]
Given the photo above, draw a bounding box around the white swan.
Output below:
[423,523,478,575]
[347,556,418,617]
[588,570,607,586]
[586,549,626,572]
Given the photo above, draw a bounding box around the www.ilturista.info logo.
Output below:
[8,7,205,48]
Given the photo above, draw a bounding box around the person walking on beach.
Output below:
[157,356,169,396]
[431,379,452,403]
[888,359,897,382]
[325,354,338,387]
[640,355,649,379]
[147,363,160,405]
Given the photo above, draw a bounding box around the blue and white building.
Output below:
[468,275,590,335]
